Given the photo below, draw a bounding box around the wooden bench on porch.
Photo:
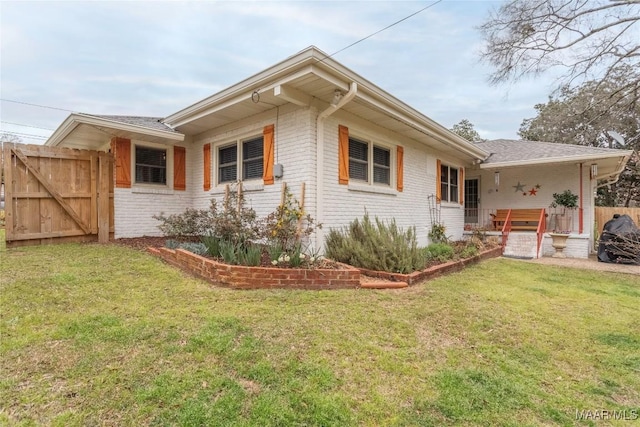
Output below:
[491,208,546,231]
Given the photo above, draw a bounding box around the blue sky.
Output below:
[1,1,561,144]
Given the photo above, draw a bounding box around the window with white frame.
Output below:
[349,136,391,186]
[217,136,263,184]
[135,146,166,185]
[440,163,459,203]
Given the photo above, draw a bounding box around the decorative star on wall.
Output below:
[529,188,538,196]
[535,184,541,189]
[513,181,526,192]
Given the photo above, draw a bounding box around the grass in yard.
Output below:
[1,242,639,426]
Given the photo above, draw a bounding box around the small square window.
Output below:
[135,146,166,185]
[348,137,393,186]
[217,136,264,184]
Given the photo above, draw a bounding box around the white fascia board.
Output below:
[79,114,185,141]
[164,47,323,125]
[478,151,633,169]
[45,114,81,146]
[46,113,184,146]
[356,90,488,161]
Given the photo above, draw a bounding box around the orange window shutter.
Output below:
[396,146,404,192]
[338,125,349,185]
[173,146,186,191]
[113,137,131,188]
[459,168,464,205]
[435,159,441,203]
[203,143,211,191]
[263,124,275,185]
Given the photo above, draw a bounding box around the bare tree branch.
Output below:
[479,0,640,105]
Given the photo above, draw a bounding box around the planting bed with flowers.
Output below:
[146,184,501,289]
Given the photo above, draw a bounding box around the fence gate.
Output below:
[2,143,113,248]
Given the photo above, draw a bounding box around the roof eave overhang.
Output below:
[46,113,185,147]
[164,47,323,126]
[478,151,633,170]
[355,88,488,161]
[163,46,488,162]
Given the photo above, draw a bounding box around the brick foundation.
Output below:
[148,247,361,290]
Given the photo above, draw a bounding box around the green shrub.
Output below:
[154,184,322,268]
[262,186,320,250]
[201,234,222,258]
[425,243,455,262]
[460,244,479,259]
[428,223,449,243]
[153,202,216,238]
[325,214,425,273]
[165,239,180,249]
[238,244,262,267]
[219,241,238,265]
[178,242,208,256]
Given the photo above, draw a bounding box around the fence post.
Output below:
[98,152,110,243]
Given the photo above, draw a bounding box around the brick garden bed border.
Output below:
[148,247,361,290]
[148,245,503,290]
[357,246,503,285]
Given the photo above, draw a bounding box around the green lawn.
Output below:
[1,242,639,426]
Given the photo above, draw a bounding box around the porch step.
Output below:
[503,232,539,259]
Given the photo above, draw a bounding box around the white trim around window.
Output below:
[131,141,173,189]
[347,134,395,188]
[439,163,459,204]
[214,134,264,186]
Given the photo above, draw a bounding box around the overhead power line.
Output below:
[324,0,444,60]
[0,130,48,140]
[0,98,76,113]
[0,121,55,131]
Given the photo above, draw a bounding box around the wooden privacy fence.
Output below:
[2,143,113,248]
[595,207,640,233]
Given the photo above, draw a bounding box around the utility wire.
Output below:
[0,121,55,131]
[0,98,77,113]
[0,130,48,140]
[323,0,444,61]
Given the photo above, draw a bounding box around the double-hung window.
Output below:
[439,164,459,203]
[348,137,391,186]
[135,146,166,185]
[218,136,264,184]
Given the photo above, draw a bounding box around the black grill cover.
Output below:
[597,214,640,265]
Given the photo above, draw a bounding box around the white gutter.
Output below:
[315,82,357,251]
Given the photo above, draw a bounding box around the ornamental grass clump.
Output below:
[325,213,425,274]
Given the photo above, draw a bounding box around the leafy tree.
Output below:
[519,68,639,207]
[450,119,484,142]
[479,0,640,113]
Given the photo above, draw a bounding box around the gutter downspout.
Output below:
[315,82,358,251]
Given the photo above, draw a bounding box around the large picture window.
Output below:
[218,136,264,184]
[348,137,391,186]
[440,164,459,203]
[135,146,166,185]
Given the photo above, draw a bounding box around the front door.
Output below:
[464,178,479,224]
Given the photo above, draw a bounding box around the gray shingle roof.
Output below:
[475,139,624,164]
[86,115,179,133]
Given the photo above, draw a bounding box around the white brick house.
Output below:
[46,47,632,258]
